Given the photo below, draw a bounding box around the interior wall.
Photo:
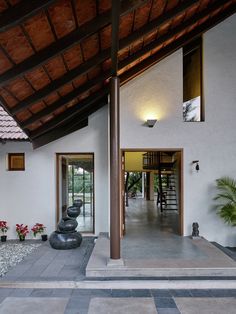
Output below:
[0,106,109,239]
[120,14,236,246]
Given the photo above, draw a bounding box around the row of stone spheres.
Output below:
[49,199,82,250]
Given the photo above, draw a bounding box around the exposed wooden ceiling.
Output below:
[0,0,235,148]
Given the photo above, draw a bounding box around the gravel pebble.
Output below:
[0,243,41,277]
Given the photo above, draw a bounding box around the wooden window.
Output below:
[183,37,204,122]
[8,153,25,171]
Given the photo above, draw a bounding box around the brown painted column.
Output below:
[110,76,120,259]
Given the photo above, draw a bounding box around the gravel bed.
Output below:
[0,242,41,277]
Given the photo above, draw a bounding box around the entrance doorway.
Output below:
[56,153,94,233]
[121,149,183,237]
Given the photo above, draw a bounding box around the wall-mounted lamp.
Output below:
[192,160,200,172]
[146,119,157,128]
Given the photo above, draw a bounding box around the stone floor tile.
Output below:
[170,289,192,297]
[174,297,236,314]
[210,289,236,297]
[151,289,171,298]
[131,289,151,297]
[157,309,181,314]
[111,289,132,297]
[0,297,68,314]
[88,297,157,314]
[51,289,73,297]
[154,297,177,308]
[10,289,33,297]
[30,289,54,297]
[189,289,212,297]
[0,289,14,297]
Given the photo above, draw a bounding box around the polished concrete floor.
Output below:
[122,198,206,260]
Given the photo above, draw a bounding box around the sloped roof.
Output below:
[0,106,27,140]
[0,0,235,148]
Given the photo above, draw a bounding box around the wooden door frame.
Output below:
[120,148,184,236]
[56,152,95,234]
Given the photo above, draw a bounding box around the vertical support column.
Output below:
[149,171,154,201]
[146,172,150,200]
[110,76,120,260]
[141,172,145,199]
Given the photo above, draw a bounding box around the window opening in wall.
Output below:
[183,37,204,122]
[8,153,25,171]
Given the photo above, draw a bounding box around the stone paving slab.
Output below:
[174,297,236,314]
[0,297,68,314]
[88,297,157,314]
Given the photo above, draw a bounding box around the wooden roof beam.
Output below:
[14,0,231,127]
[29,88,109,139]
[120,1,236,85]
[11,0,199,115]
[0,0,57,32]
[20,72,109,128]
[0,0,149,88]
[32,117,88,149]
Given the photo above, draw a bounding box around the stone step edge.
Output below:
[1,280,236,290]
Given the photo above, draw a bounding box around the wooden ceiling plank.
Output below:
[10,0,198,115]
[21,72,109,128]
[119,0,229,70]
[11,48,109,115]
[0,0,58,32]
[120,1,236,85]
[0,0,149,87]
[30,87,109,138]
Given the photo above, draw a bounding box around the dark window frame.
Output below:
[8,153,25,171]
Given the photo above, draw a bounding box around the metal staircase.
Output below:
[158,171,178,212]
[143,151,178,212]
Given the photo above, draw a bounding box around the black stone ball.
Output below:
[58,217,78,232]
[67,206,81,218]
[73,199,83,208]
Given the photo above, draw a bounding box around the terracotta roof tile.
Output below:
[0,106,28,140]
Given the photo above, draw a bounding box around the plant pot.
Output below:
[41,234,48,241]
[19,236,25,241]
[1,235,7,242]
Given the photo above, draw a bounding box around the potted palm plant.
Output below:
[214,177,236,226]
[0,220,9,242]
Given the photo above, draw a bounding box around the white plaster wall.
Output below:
[120,14,236,246]
[0,106,109,239]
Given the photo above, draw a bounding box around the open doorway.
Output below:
[121,149,183,237]
[56,153,94,233]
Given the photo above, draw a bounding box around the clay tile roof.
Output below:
[0,106,28,140]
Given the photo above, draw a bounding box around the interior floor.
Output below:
[121,198,204,259]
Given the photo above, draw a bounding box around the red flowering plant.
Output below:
[0,221,9,234]
[31,223,46,237]
[16,224,29,240]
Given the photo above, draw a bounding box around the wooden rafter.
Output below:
[0,0,58,32]
[32,118,88,149]
[10,0,199,115]
[16,0,230,128]
[0,0,149,88]
[30,87,109,139]
[20,72,108,128]
[120,1,236,85]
